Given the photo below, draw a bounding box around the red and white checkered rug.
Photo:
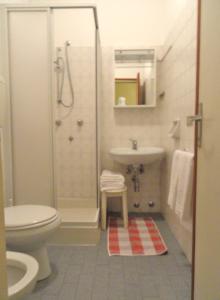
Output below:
[108,216,168,256]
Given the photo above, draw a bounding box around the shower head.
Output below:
[65,40,71,46]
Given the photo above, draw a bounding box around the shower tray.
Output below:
[58,207,99,228]
[49,207,100,245]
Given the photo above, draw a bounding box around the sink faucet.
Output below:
[129,138,138,150]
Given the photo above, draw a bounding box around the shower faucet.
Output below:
[65,40,71,46]
[129,139,138,150]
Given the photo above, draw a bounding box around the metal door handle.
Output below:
[186,115,202,126]
[186,103,203,147]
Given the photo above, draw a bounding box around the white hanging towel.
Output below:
[168,150,194,220]
[175,151,194,220]
[167,151,181,209]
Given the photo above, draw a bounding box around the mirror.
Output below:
[114,49,156,107]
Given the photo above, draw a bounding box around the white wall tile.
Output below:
[55,47,97,207]
[158,1,197,262]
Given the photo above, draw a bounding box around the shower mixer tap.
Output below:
[77,120,84,126]
[65,40,71,46]
[53,57,63,71]
[55,120,62,127]
[68,136,74,142]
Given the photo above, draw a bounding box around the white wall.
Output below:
[0,0,188,47]
[63,0,191,46]
[158,0,197,261]
[52,8,95,47]
[95,0,171,46]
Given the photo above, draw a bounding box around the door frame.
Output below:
[191,0,201,299]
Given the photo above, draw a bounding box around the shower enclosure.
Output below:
[1,5,101,233]
[52,8,100,227]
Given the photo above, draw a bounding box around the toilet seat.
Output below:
[5,205,59,231]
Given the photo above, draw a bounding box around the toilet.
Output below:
[4,205,61,280]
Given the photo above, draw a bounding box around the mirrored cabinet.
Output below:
[114,49,157,108]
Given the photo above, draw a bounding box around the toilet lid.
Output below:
[5,205,58,229]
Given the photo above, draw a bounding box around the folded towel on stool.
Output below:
[101,170,125,181]
[100,170,125,191]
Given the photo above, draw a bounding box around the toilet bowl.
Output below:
[7,251,39,300]
[5,205,61,280]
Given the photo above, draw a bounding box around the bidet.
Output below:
[7,251,39,300]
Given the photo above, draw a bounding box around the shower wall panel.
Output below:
[8,11,53,205]
[52,9,98,209]
[55,47,97,208]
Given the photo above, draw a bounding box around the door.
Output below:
[193,0,220,299]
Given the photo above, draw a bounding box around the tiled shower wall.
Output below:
[55,47,97,208]
[158,0,197,262]
[100,48,162,212]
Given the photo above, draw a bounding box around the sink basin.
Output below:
[109,147,165,165]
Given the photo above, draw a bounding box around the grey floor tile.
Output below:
[94,265,109,281]
[142,297,160,300]
[57,283,76,300]
[40,271,65,296]
[92,292,108,300]
[81,262,96,274]
[58,247,74,265]
[27,214,192,300]
[124,268,139,284]
[124,283,142,300]
[175,288,191,299]
[169,274,189,291]
[75,274,94,300]
[63,264,81,284]
[159,283,177,300]
[41,295,58,300]
[140,275,160,298]
[23,294,42,300]
[92,270,108,300]
[96,250,111,265]
[107,289,125,300]
[69,248,85,265]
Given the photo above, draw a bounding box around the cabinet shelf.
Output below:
[114,48,157,108]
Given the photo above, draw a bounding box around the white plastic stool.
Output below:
[101,186,128,230]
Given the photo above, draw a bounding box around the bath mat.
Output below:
[107,216,168,256]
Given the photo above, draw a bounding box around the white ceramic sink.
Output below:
[109,147,165,165]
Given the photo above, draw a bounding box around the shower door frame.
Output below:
[1,4,100,209]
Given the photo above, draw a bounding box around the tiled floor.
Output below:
[24,214,191,300]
